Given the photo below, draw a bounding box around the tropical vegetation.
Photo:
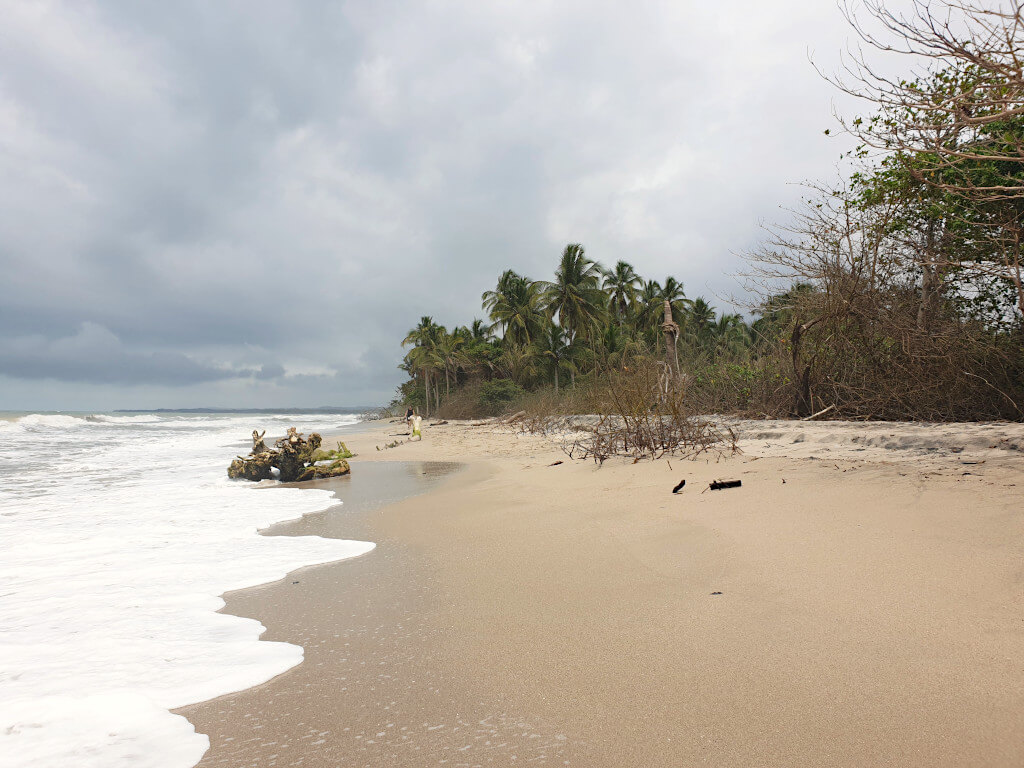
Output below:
[396,1,1024,421]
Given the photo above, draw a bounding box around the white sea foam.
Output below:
[6,413,91,431]
[85,413,165,424]
[0,412,371,768]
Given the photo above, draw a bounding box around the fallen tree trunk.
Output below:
[227,427,351,482]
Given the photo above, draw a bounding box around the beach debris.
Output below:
[711,591,723,595]
[672,479,686,493]
[505,410,528,424]
[251,430,269,453]
[800,404,836,421]
[311,441,354,462]
[549,460,564,466]
[430,420,449,426]
[708,479,742,491]
[227,428,350,482]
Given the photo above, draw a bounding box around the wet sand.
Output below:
[179,419,1024,767]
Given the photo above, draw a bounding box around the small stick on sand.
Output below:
[801,404,836,421]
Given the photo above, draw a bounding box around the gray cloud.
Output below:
[255,363,286,380]
[0,0,861,409]
[0,322,260,385]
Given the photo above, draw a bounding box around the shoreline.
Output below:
[180,418,1024,767]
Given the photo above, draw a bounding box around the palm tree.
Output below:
[452,319,499,381]
[599,323,626,370]
[468,319,492,343]
[402,316,443,416]
[686,297,716,347]
[533,322,576,393]
[537,244,607,342]
[482,270,544,346]
[630,277,687,349]
[658,277,688,324]
[602,260,642,325]
[628,279,662,350]
[497,343,540,387]
[433,329,465,397]
[711,313,751,358]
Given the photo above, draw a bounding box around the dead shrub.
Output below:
[564,361,739,464]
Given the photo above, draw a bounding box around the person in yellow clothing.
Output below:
[410,414,423,440]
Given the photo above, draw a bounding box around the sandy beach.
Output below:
[179,418,1024,767]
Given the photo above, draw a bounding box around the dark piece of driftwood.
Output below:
[672,479,686,493]
[709,479,741,491]
[549,460,564,466]
[228,427,350,482]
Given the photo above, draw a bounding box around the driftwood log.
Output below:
[227,427,351,482]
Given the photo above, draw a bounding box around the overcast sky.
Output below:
[0,0,868,410]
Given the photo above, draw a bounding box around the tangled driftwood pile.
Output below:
[227,428,351,482]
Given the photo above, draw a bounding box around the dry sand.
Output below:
[178,418,1024,767]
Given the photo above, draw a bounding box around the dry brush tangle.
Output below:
[561,361,740,465]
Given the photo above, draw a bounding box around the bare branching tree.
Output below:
[830,1,1024,197]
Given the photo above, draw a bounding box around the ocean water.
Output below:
[0,411,374,768]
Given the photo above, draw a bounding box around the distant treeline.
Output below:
[397,2,1024,421]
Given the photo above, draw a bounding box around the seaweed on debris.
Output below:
[228,428,351,482]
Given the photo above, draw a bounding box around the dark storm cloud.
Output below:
[0,0,861,408]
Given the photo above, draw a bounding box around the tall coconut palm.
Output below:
[633,279,661,323]
[537,244,607,342]
[402,316,442,416]
[433,329,465,397]
[482,270,544,346]
[532,321,581,393]
[629,279,663,350]
[602,260,642,325]
[686,297,716,346]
